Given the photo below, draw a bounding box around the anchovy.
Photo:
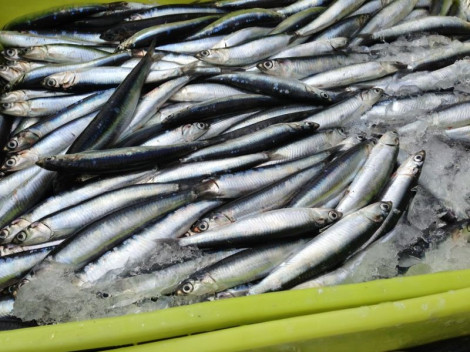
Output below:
[368,16,470,42]
[312,14,370,40]
[15,183,185,246]
[141,122,210,147]
[271,7,325,35]
[0,31,95,48]
[12,51,131,88]
[288,141,373,207]
[258,52,372,79]
[181,122,318,162]
[196,33,295,66]
[155,36,225,54]
[0,169,54,230]
[176,240,308,296]
[0,170,152,245]
[180,208,341,248]
[225,105,314,132]
[407,42,470,71]
[0,92,93,118]
[296,0,368,36]
[125,5,225,22]
[279,0,332,16]
[350,0,419,46]
[248,201,392,293]
[260,128,347,166]
[102,13,217,42]
[147,153,269,183]
[170,83,247,102]
[187,9,284,40]
[117,16,220,50]
[36,143,205,174]
[188,163,327,235]
[0,66,23,82]
[1,114,95,172]
[427,100,470,129]
[211,26,272,49]
[5,89,114,153]
[21,44,110,64]
[3,3,113,30]
[303,61,406,89]
[208,72,334,103]
[198,111,259,140]
[215,0,298,10]
[0,166,40,200]
[336,131,399,214]
[198,154,327,199]
[44,190,198,270]
[121,76,192,138]
[67,42,156,153]
[100,250,239,307]
[0,247,54,290]
[0,89,73,103]
[77,200,222,284]
[303,88,383,129]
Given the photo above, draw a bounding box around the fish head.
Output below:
[4,131,38,152]
[378,130,399,146]
[363,201,393,223]
[176,274,217,296]
[0,90,26,103]
[397,150,426,177]
[13,222,53,245]
[0,66,22,82]
[195,49,228,65]
[22,46,47,61]
[307,86,333,103]
[311,208,342,227]
[42,71,76,90]
[1,48,23,60]
[182,122,210,142]
[256,59,281,74]
[360,88,384,104]
[7,150,39,171]
[0,218,32,244]
[0,101,29,116]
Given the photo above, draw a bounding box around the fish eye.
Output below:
[181,282,193,294]
[0,65,7,71]
[5,158,16,167]
[46,79,57,87]
[15,231,27,242]
[1,102,12,109]
[196,122,207,129]
[6,49,16,57]
[329,211,339,220]
[320,92,329,99]
[380,203,390,211]
[198,220,209,232]
[373,88,381,93]
[263,60,273,70]
[7,140,18,150]
[200,50,210,57]
[414,154,423,162]
[44,156,55,162]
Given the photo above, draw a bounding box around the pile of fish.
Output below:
[0,0,469,326]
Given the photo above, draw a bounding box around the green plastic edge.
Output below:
[116,286,470,352]
[1,269,470,352]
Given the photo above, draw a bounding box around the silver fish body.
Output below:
[248,201,392,293]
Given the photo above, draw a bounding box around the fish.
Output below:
[248,201,392,293]
[180,208,341,248]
